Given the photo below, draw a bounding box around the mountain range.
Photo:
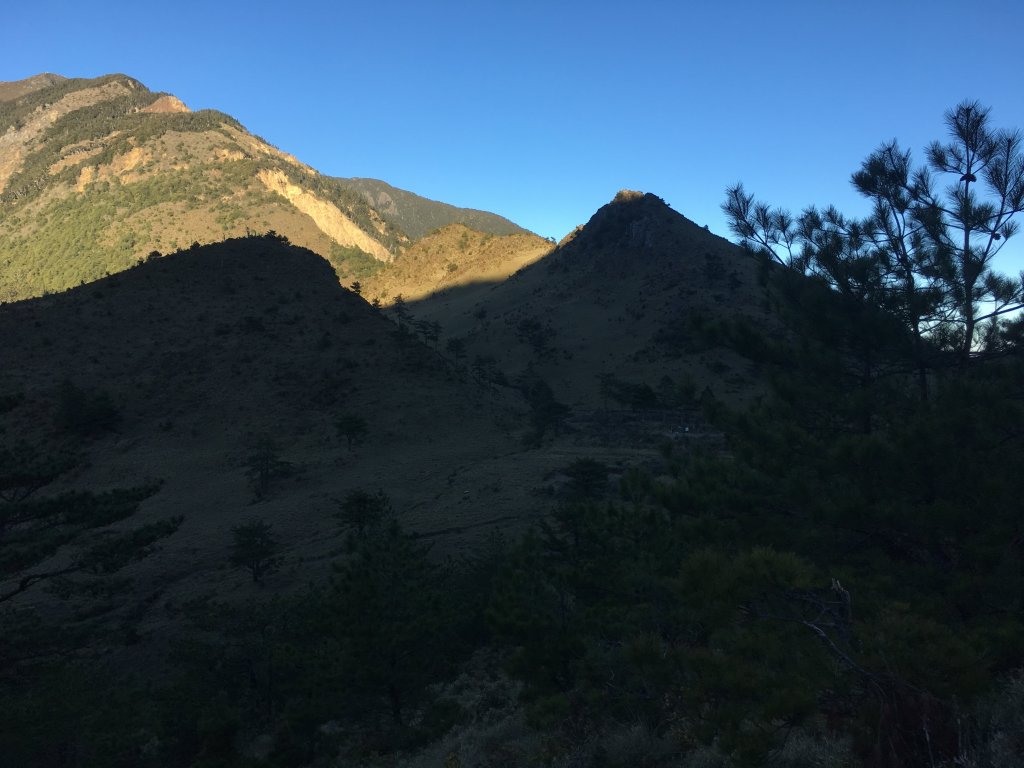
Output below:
[0,69,771,615]
[7,71,1013,768]
[0,73,540,303]
[0,69,784,583]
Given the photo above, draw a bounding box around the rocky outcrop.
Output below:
[258,169,391,261]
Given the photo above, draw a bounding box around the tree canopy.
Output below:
[724,100,1024,364]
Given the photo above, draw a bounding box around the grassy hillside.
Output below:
[360,223,552,303]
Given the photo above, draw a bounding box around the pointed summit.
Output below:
[548,190,725,277]
[409,190,772,408]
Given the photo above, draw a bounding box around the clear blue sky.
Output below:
[5,0,1024,273]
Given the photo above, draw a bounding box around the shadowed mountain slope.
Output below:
[0,236,555,627]
[406,191,777,408]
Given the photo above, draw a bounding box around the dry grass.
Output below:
[361,224,552,305]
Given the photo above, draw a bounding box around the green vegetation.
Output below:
[0,158,285,299]
[724,100,1023,366]
[333,176,533,239]
[519,373,570,446]
[489,345,1021,765]
[0,73,408,302]
[328,242,383,279]
[0,74,142,135]
[516,316,557,359]
[446,335,467,363]
[6,322,1023,765]
[282,166,408,252]
[329,515,450,727]
[3,85,243,204]
[21,501,489,766]
[598,372,661,410]
[0,397,181,765]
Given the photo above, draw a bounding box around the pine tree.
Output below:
[330,517,445,725]
[229,519,281,583]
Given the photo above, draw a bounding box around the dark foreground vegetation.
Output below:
[3,313,1022,768]
[1,102,1023,766]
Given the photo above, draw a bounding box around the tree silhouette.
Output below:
[0,440,178,606]
[519,374,570,446]
[243,433,291,500]
[54,379,120,438]
[335,488,390,536]
[723,100,1024,364]
[330,517,445,725]
[391,294,411,326]
[516,317,556,359]
[922,101,1024,359]
[335,413,368,450]
[446,336,466,363]
[229,519,281,583]
[413,318,441,348]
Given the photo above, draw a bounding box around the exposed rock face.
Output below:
[141,95,190,114]
[258,169,392,261]
[0,80,135,193]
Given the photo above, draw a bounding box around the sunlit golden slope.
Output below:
[360,223,552,303]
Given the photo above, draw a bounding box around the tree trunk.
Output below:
[389,682,403,726]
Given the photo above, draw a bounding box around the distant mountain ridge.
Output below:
[0,73,536,302]
[334,177,534,240]
[0,72,67,101]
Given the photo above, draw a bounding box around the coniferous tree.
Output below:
[330,517,445,726]
[335,413,368,450]
[334,488,390,536]
[724,100,1024,366]
[229,519,281,583]
[243,433,291,500]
